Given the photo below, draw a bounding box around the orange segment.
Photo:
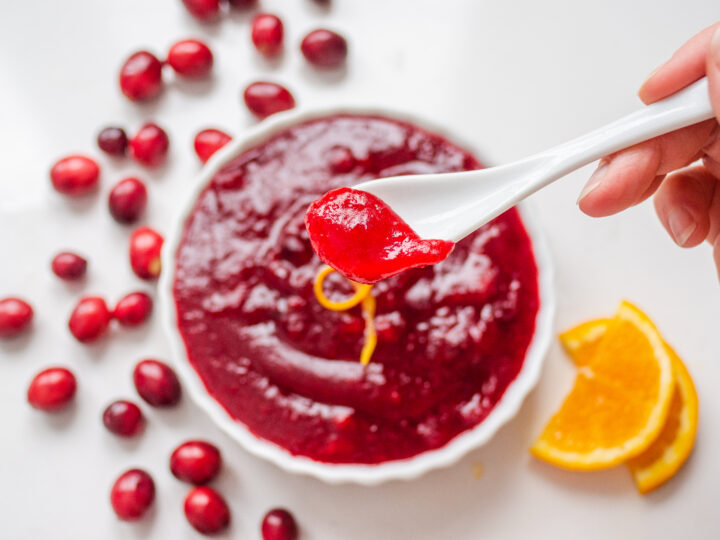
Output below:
[558,318,610,366]
[531,301,674,470]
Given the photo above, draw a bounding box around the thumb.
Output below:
[708,25,720,123]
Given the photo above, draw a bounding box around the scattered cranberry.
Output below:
[261,508,298,540]
[167,39,214,78]
[119,51,163,102]
[0,297,34,338]
[114,292,153,327]
[194,129,232,163]
[51,252,88,280]
[133,359,181,407]
[97,127,128,156]
[103,400,144,437]
[27,367,76,412]
[110,469,155,521]
[301,29,348,68]
[129,227,164,279]
[243,82,295,118]
[50,155,100,197]
[68,296,112,343]
[170,441,222,484]
[129,123,169,167]
[184,486,230,535]
[108,177,147,224]
[251,14,284,57]
[182,0,221,21]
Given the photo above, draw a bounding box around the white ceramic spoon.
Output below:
[355,77,714,242]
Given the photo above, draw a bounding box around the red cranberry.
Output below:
[119,51,163,102]
[114,292,153,327]
[50,155,100,197]
[170,441,222,484]
[182,0,220,21]
[251,14,284,57]
[51,252,88,280]
[228,0,257,7]
[68,296,112,343]
[129,123,169,167]
[103,400,144,436]
[261,508,298,540]
[133,359,181,407]
[184,486,230,535]
[110,469,155,521]
[27,367,76,412]
[194,129,232,163]
[301,29,348,68]
[328,145,356,174]
[0,297,34,338]
[129,227,163,279]
[243,82,295,118]
[167,39,214,78]
[108,177,147,224]
[97,127,128,156]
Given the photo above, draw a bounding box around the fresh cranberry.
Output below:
[182,0,221,21]
[51,252,87,280]
[251,14,284,57]
[68,296,112,343]
[50,155,100,197]
[301,29,348,68]
[170,441,222,484]
[243,82,295,118]
[110,469,155,521]
[108,177,147,224]
[261,508,298,540]
[114,292,153,327]
[119,51,163,102]
[27,367,76,412]
[103,400,144,437]
[129,123,169,167]
[133,359,181,407]
[194,129,232,163]
[167,39,214,78]
[97,126,128,156]
[184,486,230,535]
[129,227,163,279]
[0,298,34,338]
[228,0,257,7]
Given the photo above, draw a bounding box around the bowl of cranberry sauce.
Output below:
[161,109,555,485]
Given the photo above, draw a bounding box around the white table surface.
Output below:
[1,1,719,538]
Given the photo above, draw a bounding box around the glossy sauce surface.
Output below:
[174,115,539,463]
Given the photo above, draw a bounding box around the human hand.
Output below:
[577,22,720,280]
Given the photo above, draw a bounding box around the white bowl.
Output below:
[159,106,555,486]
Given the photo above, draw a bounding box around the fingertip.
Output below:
[707,25,720,121]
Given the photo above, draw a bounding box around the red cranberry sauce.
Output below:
[173,115,539,464]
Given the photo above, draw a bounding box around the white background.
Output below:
[1,1,719,538]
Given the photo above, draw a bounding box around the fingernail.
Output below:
[712,26,720,67]
[577,160,610,204]
[668,207,696,247]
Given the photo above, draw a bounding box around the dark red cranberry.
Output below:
[251,14,284,57]
[68,296,112,343]
[119,51,163,102]
[129,227,164,279]
[50,155,100,196]
[27,367,76,412]
[328,146,356,174]
[184,486,230,535]
[243,82,295,118]
[0,297,34,338]
[228,0,257,7]
[170,441,222,484]
[108,177,147,224]
[103,400,144,437]
[167,39,214,78]
[51,252,88,280]
[129,123,169,167]
[114,292,153,327]
[133,359,181,407]
[182,0,220,21]
[110,469,155,521]
[301,29,348,68]
[261,508,298,540]
[194,129,232,163]
[97,127,129,156]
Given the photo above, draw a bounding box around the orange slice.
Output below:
[531,301,675,470]
[559,317,698,494]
